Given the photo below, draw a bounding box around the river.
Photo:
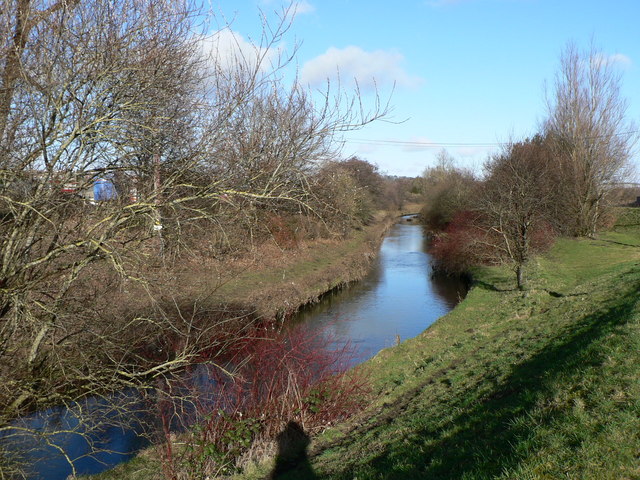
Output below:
[1,218,466,479]
[293,217,467,364]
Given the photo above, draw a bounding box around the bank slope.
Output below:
[271,210,640,479]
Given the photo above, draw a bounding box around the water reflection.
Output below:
[293,221,467,365]
[0,390,152,479]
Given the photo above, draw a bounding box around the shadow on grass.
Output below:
[345,273,640,479]
[473,279,516,292]
[269,422,317,480]
[595,237,640,248]
[544,289,588,298]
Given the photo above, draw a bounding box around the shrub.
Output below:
[430,211,490,274]
[420,153,479,231]
[158,322,369,477]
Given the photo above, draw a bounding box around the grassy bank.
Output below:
[205,212,395,319]
[151,209,401,324]
[240,208,640,479]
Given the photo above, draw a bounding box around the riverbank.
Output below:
[199,211,395,321]
[197,209,402,321]
[77,209,407,480]
[236,207,640,479]
[107,210,401,338]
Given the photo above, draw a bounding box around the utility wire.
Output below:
[347,139,499,148]
[346,130,640,149]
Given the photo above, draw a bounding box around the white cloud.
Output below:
[259,0,315,15]
[197,29,279,73]
[301,46,423,91]
[589,52,632,71]
[293,1,315,15]
[608,53,632,68]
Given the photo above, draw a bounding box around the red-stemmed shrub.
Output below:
[157,321,369,477]
[431,211,556,275]
[430,210,490,273]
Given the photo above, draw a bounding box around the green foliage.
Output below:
[300,388,327,415]
[184,411,262,477]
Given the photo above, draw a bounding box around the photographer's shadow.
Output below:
[268,421,317,479]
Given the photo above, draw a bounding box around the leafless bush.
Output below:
[0,1,388,476]
[157,322,368,479]
[420,150,479,231]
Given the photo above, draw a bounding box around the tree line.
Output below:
[421,42,638,290]
[0,1,410,476]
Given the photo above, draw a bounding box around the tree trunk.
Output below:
[516,263,525,291]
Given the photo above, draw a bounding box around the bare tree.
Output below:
[420,150,477,230]
[0,1,389,476]
[545,41,638,237]
[0,3,216,475]
[0,0,84,143]
[481,137,556,290]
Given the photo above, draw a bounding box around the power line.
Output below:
[346,130,640,149]
[347,139,500,148]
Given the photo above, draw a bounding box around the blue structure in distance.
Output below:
[93,178,117,202]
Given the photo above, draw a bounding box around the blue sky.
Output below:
[206,0,640,177]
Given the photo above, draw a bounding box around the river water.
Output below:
[1,218,466,479]
[293,218,467,365]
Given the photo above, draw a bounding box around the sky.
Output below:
[204,0,640,177]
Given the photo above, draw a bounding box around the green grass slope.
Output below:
[269,208,640,479]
